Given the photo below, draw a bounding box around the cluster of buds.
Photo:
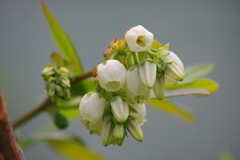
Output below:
[41,64,71,102]
[79,25,185,146]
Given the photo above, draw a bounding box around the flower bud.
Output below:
[113,124,124,139]
[125,25,154,52]
[79,92,106,135]
[97,60,126,92]
[58,67,69,77]
[59,76,71,88]
[139,60,156,88]
[110,97,129,123]
[42,64,55,78]
[153,75,165,100]
[164,63,184,81]
[161,51,184,83]
[130,103,147,126]
[47,83,56,97]
[125,67,150,104]
[102,121,117,146]
[127,119,144,142]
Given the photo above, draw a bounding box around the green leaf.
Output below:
[181,62,215,84]
[219,150,234,160]
[41,2,83,75]
[166,79,219,95]
[164,88,211,97]
[148,99,195,123]
[46,134,107,160]
[70,80,95,97]
[50,52,65,66]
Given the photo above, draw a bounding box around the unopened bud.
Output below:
[113,124,125,139]
[59,76,71,88]
[153,75,165,100]
[127,119,144,142]
[42,64,55,78]
[58,67,69,77]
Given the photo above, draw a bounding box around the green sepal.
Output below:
[128,105,138,113]
[103,113,113,122]
[128,64,139,71]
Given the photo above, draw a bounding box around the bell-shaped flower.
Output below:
[125,67,150,104]
[110,97,129,123]
[113,124,125,139]
[127,119,144,142]
[125,25,154,52]
[139,59,156,88]
[161,51,184,83]
[130,103,147,126]
[164,63,184,81]
[153,75,165,100]
[79,92,106,135]
[97,60,126,92]
[102,121,117,146]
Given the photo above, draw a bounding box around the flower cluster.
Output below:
[79,25,184,146]
[41,64,71,102]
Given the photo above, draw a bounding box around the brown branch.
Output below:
[12,69,94,129]
[0,91,25,160]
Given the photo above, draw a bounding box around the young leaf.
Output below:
[181,62,215,84]
[148,99,195,123]
[164,89,211,97]
[166,79,219,95]
[46,138,107,160]
[41,2,83,75]
[50,52,65,66]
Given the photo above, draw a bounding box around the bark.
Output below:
[0,91,25,160]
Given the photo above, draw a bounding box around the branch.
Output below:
[0,91,25,160]
[12,69,94,129]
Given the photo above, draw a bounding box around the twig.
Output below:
[12,69,94,129]
[0,91,25,160]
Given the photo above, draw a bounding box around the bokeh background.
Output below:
[0,0,240,160]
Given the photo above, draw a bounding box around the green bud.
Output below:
[47,77,56,84]
[117,136,125,146]
[53,111,68,129]
[153,75,165,100]
[113,124,125,139]
[58,67,69,77]
[127,119,144,142]
[41,64,55,79]
[59,76,71,88]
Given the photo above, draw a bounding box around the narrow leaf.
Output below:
[148,99,195,123]
[166,79,219,95]
[46,136,107,160]
[181,62,215,84]
[41,2,83,75]
[164,89,211,97]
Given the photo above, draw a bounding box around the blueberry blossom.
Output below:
[125,25,154,52]
[97,60,126,92]
[110,96,129,123]
[125,67,150,104]
[130,103,147,126]
[79,92,106,135]
[161,51,184,83]
[139,59,157,88]
[127,119,144,142]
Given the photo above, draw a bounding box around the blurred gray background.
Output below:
[0,0,240,160]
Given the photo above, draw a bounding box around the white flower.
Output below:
[153,75,165,100]
[97,60,126,92]
[125,67,150,104]
[125,25,154,52]
[130,103,147,126]
[139,59,156,88]
[161,51,184,83]
[127,119,144,142]
[102,121,117,146]
[113,124,125,139]
[110,97,129,123]
[79,92,106,135]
